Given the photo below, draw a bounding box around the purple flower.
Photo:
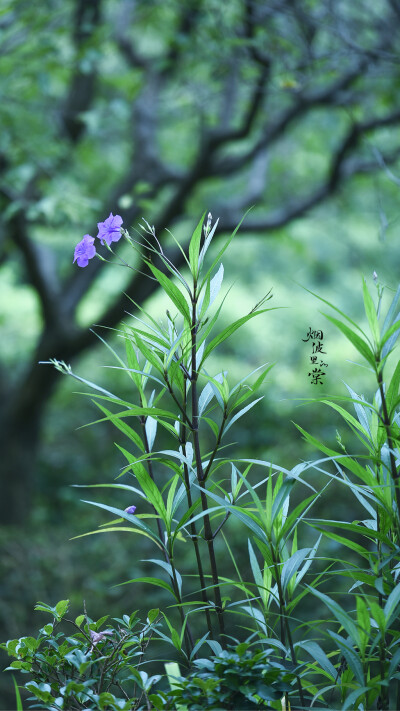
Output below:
[124,505,136,515]
[97,213,123,246]
[73,234,96,268]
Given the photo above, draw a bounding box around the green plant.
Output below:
[1,600,163,710]
[4,212,400,710]
[165,642,296,710]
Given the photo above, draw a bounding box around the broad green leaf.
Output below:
[55,600,69,618]
[165,661,183,692]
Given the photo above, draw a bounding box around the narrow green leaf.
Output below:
[199,210,250,292]
[281,548,311,594]
[201,308,280,365]
[117,577,176,597]
[386,358,400,417]
[362,277,380,344]
[356,596,370,654]
[322,313,376,368]
[12,676,23,711]
[384,580,400,625]
[189,213,205,278]
[301,284,367,334]
[299,640,336,679]
[81,500,161,542]
[196,485,269,544]
[144,559,182,596]
[125,336,142,391]
[382,284,400,336]
[307,586,360,645]
[133,332,164,373]
[223,397,263,435]
[93,402,144,451]
[148,264,191,322]
[308,527,369,559]
[117,445,168,524]
[71,527,159,546]
[342,687,370,711]
[328,630,364,686]
[381,318,400,358]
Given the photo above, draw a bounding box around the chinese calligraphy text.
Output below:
[303,326,327,384]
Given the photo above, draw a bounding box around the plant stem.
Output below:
[190,292,225,637]
[180,387,214,638]
[377,365,400,521]
[140,415,195,655]
[272,549,305,710]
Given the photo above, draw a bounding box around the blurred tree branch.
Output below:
[1,0,400,522]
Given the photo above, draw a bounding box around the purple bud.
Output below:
[124,505,136,515]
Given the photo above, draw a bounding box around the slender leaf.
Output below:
[322,313,376,368]
[188,212,205,278]
[307,586,360,645]
[148,264,191,322]
[223,397,264,435]
[362,277,380,344]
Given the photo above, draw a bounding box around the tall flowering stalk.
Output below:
[62,211,277,652]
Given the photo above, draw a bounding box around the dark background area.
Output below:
[2,0,400,706]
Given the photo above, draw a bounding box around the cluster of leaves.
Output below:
[1,600,162,710]
[166,643,295,710]
[4,212,400,710]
